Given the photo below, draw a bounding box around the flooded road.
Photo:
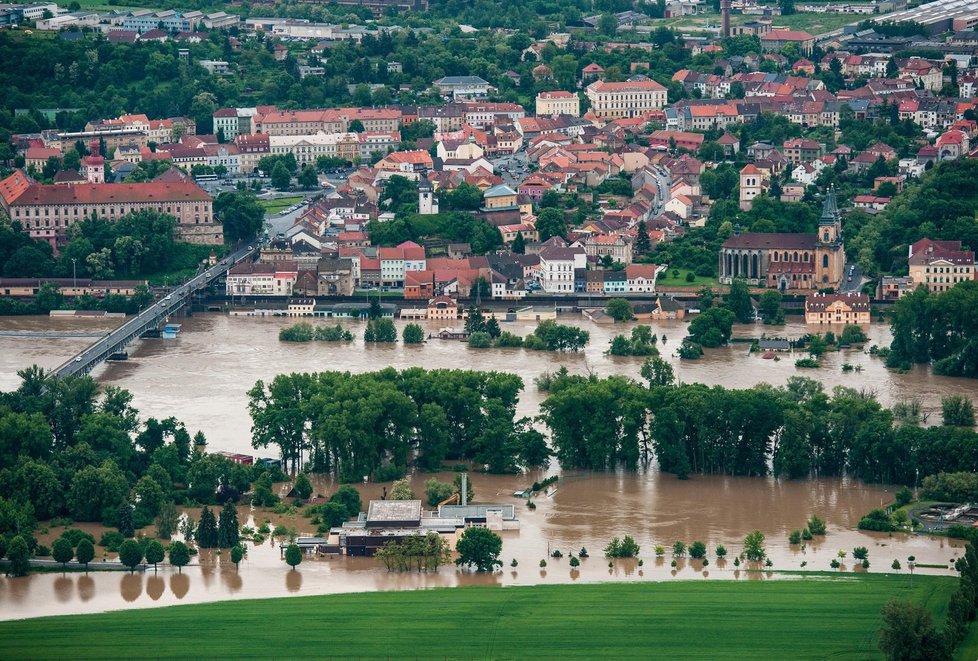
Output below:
[0,312,975,620]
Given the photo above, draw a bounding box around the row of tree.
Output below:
[247,368,551,478]
[540,371,978,482]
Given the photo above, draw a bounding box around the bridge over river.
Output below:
[53,243,257,377]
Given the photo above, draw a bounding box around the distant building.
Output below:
[226,262,298,297]
[535,91,580,117]
[427,295,459,320]
[804,292,870,325]
[585,78,667,120]
[720,188,845,291]
[760,29,815,55]
[908,238,975,294]
[418,180,438,215]
[0,169,218,250]
[432,76,492,100]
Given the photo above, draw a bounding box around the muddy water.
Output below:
[2,313,975,452]
[0,313,975,620]
[0,470,967,621]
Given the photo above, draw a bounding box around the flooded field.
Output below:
[0,470,965,620]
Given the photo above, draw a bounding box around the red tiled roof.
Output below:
[587,79,666,93]
[723,232,817,250]
[0,171,33,206]
[761,30,815,42]
[8,180,211,206]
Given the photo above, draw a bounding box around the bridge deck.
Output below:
[53,244,256,378]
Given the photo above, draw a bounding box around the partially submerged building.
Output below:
[324,496,519,557]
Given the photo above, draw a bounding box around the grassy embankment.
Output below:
[0,574,966,660]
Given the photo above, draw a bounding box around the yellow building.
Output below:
[584,78,667,120]
[804,292,871,325]
[535,91,580,117]
[482,184,518,209]
[427,295,459,320]
[908,239,975,294]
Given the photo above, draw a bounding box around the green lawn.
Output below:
[775,12,860,35]
[655,267,717,288]
[655,10,857,35]
[0,575,962,660]
[259,196,304,215]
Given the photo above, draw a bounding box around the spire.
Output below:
[820,185,839,225]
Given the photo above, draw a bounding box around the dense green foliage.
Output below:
[455,526,502,572]
[368,209,502,255]
[686,308,735,348]
[0,365,302,574]
[375,532,451,572]
[887,282,978,377]
[248,368,549,477]
[540,371,978,481]
[922,473,978,503]
[607,326,658,357]
[0,578,963,659]
[604,535,640,558]
[6,210,219,282]
[847,161,978,275]
[279,323,354,342]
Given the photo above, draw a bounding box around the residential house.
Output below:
[226,261,298,297]
[538,245,585,293]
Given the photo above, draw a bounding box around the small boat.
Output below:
[162,323,182,339]
[107,352,128,361]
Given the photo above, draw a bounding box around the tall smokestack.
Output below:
[721,0,731,39]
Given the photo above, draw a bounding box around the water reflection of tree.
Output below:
[286,570,303,593]
[170,573,190,599]
[223,570,243,593]
[53,576,73,603]
[120,573,142,602]
[146,575,165,601]
[199,550,217,587]
[77,575,95,602]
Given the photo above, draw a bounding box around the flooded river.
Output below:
[2,312,975,453]
[0,312,976,619]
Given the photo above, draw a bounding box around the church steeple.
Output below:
[819,185,841,245]
[820,186,840,223]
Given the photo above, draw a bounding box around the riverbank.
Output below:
[0,575,965,659]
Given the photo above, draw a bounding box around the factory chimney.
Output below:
[721,0,731,38]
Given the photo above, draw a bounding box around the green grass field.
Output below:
[655,267,717,288]
[259,196,304,215]
[0,575,963,660]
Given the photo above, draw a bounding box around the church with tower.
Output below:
[718,188,846,292]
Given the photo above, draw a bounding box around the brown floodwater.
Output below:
[0,312,976,620]
[0,470,966,620]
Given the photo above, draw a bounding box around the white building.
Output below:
[538,245,586,294]
[226,262,298,297]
